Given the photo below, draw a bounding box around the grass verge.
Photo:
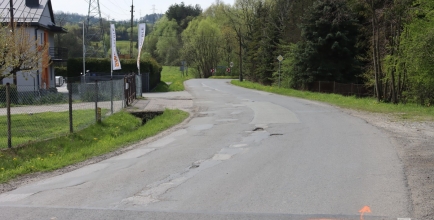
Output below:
[209,75,239,79]
[232,80,434,121]
[0,109,108,149]
[155,66,193,92]
[0,109,189,183]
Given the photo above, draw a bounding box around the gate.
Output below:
[124,74,136,106]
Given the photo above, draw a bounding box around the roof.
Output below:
[0,0,66,33]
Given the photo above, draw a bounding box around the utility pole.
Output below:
[86,0,105,57]
[9,0,14,31]
[130,0,134,59]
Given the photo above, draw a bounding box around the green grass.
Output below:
[209,75,239,79]
[0,109,189,183]
[232,80,434,121]
[0,109,108,149]
[116,40,131,48]
[154,66,193,92]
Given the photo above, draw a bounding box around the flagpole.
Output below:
[110,23,113,114]
[111,23,113,78]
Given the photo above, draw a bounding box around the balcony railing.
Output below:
[49,47,68,61]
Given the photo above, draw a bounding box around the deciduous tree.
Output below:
[0,23,50,83]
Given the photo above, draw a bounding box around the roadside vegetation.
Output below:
[0,109,189,183]
[55,1,434,108]
[0,109,108,149]
[232,80,434,121]
[153,66,193,92]
[209,76,239,79]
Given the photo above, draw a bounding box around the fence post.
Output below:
[133,73,136,99]
[333,81,336,93]
[68,81,73,133]
[110,78,113,114]
[318,81,321,93]
[6,83,11,148]
[123,77,126,108]
[95,80,98,122]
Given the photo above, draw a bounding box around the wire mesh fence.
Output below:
[0,74,141,149]
[308,81,371,97]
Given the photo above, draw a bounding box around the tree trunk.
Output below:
[372,9,381,102]
[370,0,383,102]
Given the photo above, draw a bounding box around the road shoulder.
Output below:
[343,109,434,219]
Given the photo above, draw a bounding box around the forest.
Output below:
[149,0,434,105]
[55,0,434,105]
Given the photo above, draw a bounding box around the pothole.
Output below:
[129,111,164,125]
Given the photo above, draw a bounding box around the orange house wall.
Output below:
[41,31,49,89]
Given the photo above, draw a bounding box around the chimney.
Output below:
[25,0,40,8]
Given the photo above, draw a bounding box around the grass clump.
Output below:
[0,109,189,183]
[232,80,434,121]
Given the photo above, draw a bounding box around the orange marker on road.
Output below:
[359,206,371,220]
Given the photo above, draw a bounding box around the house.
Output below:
[0,0,67,91]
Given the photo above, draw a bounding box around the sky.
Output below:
[51,0,223,21]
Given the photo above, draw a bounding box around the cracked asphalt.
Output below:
[0,79,415,220]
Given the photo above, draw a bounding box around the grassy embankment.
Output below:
[153,66,193,92]
[0,109,189,183]
[232,80,433,121]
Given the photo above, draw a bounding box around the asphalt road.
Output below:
[0,79,412,220]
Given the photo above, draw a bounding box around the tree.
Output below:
[166,2,202,31]
[0,23,50,83]
[394,0,434,105]
[145,16,181,65]
[55,24,82,58]
[204,2,239,76]
[181,17,222,78]
[292,0,361,87]
[245,1,277,84]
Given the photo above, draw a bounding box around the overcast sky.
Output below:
[52,0,224,21]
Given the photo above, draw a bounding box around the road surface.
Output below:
[0,79,412,220]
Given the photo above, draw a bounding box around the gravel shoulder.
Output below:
[344,109,434,220]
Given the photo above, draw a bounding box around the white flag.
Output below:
[111,24,121,70]
[137,23,146,69]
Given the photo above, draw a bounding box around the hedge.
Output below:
[67,57,162,90]
[54,66,68,77]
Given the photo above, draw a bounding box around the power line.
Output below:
[106,0,128,11]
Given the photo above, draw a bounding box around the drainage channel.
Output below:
[129,111,164,125]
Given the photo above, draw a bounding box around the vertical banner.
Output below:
[111,24,122,70]
[137,23,146,69]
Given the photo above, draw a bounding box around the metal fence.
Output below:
[308,81,371,97]
[0,74,141,149]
